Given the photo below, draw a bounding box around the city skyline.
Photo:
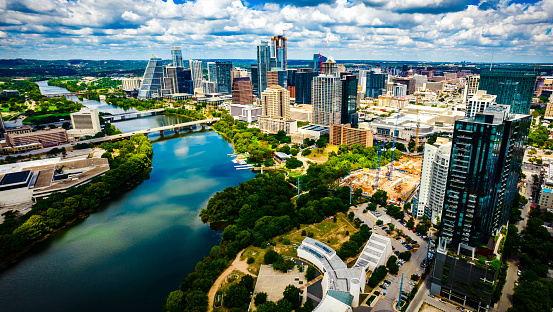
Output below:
[1,0,552,62]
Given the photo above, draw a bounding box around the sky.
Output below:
[0,0,552,63]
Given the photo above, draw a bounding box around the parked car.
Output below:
[408,282,415,286]
[428,293,435,298]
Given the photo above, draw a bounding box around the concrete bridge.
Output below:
[104,108,165,122]
[43,92,80,98]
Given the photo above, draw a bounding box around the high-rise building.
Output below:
[259,85,296,134]
[287,69,296,99]
[478,70,538,114]
[463,75,480,103]
[70,109,101,132]
[413,74,428,89]
[392,84,407,97]
[321,60,339,76]
[231,77,254,105]
[270,35,287,70]
[215,61,232,94]
[0,113,5,137]
[393,77,415,94]
[441,105,531,249]
[251,65,259,95]
[310,54,327,73]
[312,74,342,126]
[295,69,318,104]
[257,41,271,95]
[121,78,142,91]
[203,81,216,94]
[329,124,373,147]
[171,47,183,67]
[415,137,452,224]
[231,67,248,85]
[163,66,193,95]
[207,62,217,83]
[138,55,164,99]
[267,70,287,88]
[466,90,497,118]
[341,74,358,126]
[365,72,387,98]
[189,60,203,93]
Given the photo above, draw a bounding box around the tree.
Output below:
[367,266,388,287]
[283,285,303,309]
[372,190,388,206]
[254,292,268,306]
[264,249,279,264]
[290,148,299,156]
[62,121,71,130]
[376,220,383,226]
[285,157,303,169]
[399,251,412,261]
[239,274,255,292]
[301,149,312,157]
[164,290,184,312]
[305,266,317,281]
[264,158,275,167]
[387,255,399,274]
[224,283,249,308]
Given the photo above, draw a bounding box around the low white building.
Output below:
[466,90,497,118]
[297,234,392,311]
[539,159,553,209]
[229,104,262,123]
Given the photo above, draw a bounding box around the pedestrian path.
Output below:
[300,275,323,290]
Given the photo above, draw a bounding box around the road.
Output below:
[352,204,431,311]
[495,170,533,312]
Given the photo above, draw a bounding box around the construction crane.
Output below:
[318,41,328,74]
[375,140,386,190]
[388,109,401,179]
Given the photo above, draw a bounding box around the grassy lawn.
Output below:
[288,171,303,178]
[305,145,338,163]
[23,113,71,124]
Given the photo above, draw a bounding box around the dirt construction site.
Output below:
[340,156,422,201]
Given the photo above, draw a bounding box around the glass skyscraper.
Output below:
[312,74,342,126]
[138,55,164,99]
[270,35,287,70]
[257,41,271,95]
[478,69,538,114]
[295,68,318,104]
[341,74,358,125]
[207,62,217,83]
[215,61,232,94]
[441,105,531,248]
[171,46,183,67]
[365,72,387,98]
[162,67,193,95]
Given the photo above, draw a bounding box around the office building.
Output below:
[0,113,4,135]
[441,105,531,250]
[207,62,217,83]
[138,54,164,99]
[215,61,232,94]
[329,124,373,147]
[229,104,262,123]
[463,75,480,103]
[312,74,342,126]
[267,70,287,88]
[171,46,183,67]
[365,72,387,98]
[163,66,193,95]
[231,77,254,105]
[413,74,428,89]
[341,74,358,125]
[393,77,415,94]
[321,60,339,76]
[478,69,538,114]
[6,128,69,148]
[290,104,312,122]
[538,159,553,209]
[415,137,452,224]
[466,90,497,118]
[231,67,248,85]
[70,109,101,131]
[310,53,327,73]
[189,60,203,93]
[257,41,271,95]
[203,80,216,94]
[250,64,259,95]
[259,85,296,134]
[121,78,142,91]
[287,69,296,99]
[295,68,318,104]
[425,81,444,94]
[270,35,287,70]
[392,84,407,98]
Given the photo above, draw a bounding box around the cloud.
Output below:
[0,0,551,62]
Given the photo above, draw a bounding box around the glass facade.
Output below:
[162,67,193,95]
[138,55,164,99]
[171,47,183,67]
[441,108,530,247]
[312,75,342,126]
[215,61,232,94]
[478,70,538,114]
[257,41,271,95]
[207,62,217,83]
[295,69,318,104]
[341,74,358,125]
[365,72,387,98]
[251,64,259,95]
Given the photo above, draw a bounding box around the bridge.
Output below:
[104,108,165,122]
[86,118,220,144]
[44,92,81,98]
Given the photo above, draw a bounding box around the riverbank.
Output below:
[0,135,154,265]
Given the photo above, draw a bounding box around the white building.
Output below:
[463,75,480,103]
[68,109,101,138]
[290,104,313,122]
[416,137,452,223]
[312,74,342,126]
[297,235,391,311]
[229,104,262,123]
[202,80,216,94]
[539,159,553,209]
[121,78,142,91]
[413,74,428,89]
[189,60,203,94]
[393,84,407,98]
[466,90,497,118]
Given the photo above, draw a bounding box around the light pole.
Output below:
[397,272,404,309]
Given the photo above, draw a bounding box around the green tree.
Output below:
[301,149,312,157]
[254,292,268,306]
[224,283,249,308]
[305,265,317,281]
[290,148,299,156]
[264,249,279,264]
[163,290,184,312]
[399,251,412,261]
[285,157,303,169]
[283,285,303,309]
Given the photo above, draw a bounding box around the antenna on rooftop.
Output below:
[489,48,494,71]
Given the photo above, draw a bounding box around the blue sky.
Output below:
[0,0,552,62]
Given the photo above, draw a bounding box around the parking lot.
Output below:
[252,264,308,303]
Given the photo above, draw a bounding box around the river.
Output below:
[0,82,255,312]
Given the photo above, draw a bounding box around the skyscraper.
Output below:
[215,61,232,94]
[310,54,327,73]
[189,60,203,94]
[259,85,297,134]
[341,74,358,126]
[365,72,387,98]
[312,74,342,126]
[465,90,497,118]
[171,47,183,67]
[270,35,287,70]
[207,62,217,83]
[320,60,339,76]
[231,77,254,105]
[162,66,193,95]
[295,68,318,104]
[463,75,480,103]
[138,54,164,99]
[251,64,259,95]
[267,70,287,88]
[478,69,538,114]
[257,41,271,95]
[441,105,531,249]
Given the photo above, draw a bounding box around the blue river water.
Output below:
[0,82,255,312]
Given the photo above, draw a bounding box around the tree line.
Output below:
[0,134,153,261]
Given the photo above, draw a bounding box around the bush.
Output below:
[247,257,255,264]
[376,220,383,226]
[368,266,388,287]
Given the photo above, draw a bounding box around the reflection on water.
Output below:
[0,131,255,312]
